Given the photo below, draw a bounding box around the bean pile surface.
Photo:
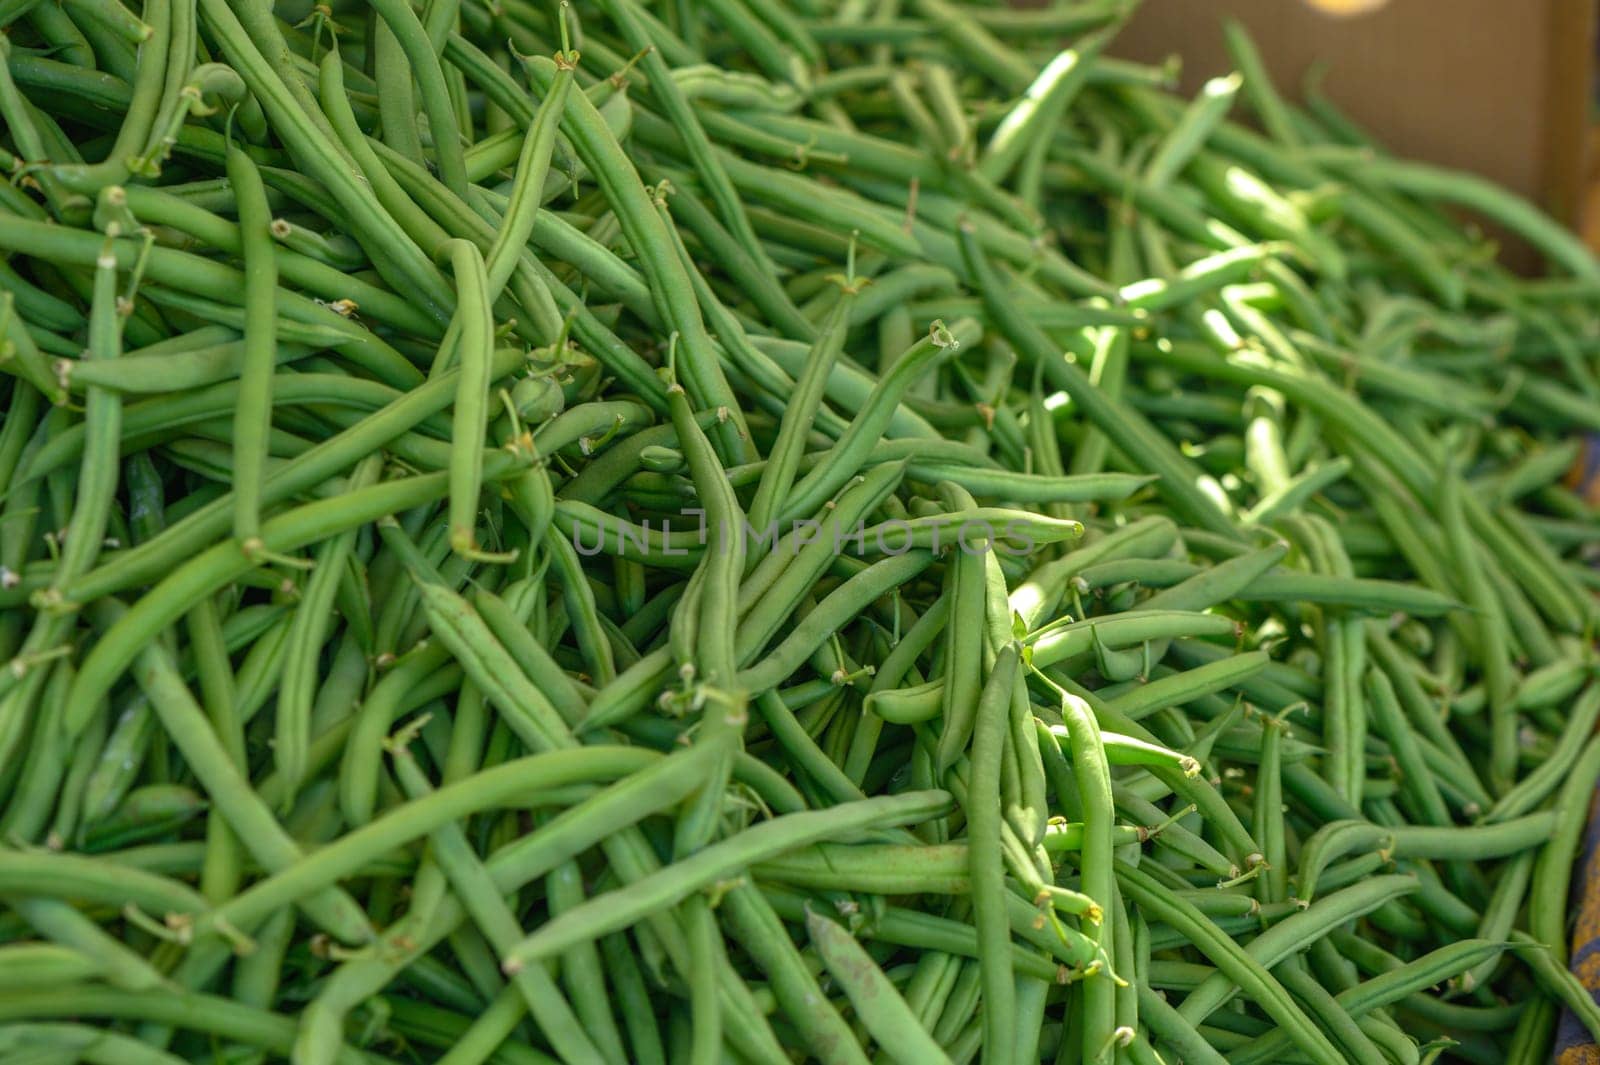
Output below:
[3,0,1600,1062]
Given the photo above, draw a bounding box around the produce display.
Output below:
[4,0,1600,1061]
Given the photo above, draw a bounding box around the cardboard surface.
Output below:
[1110,0,1595,231]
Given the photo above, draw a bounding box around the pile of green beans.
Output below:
[3,0,1600,1061]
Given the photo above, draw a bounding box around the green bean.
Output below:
[1364,624,1480,786]
[18,0,96,71]
[1243,711,1288,907]
[364,0,467,196]
[1510,931,1600,1044]
[390,751,607,1065]
[804,906,953,1065]
[275,456,382,805]
[1364,667,1451,828]
[1386,812,1555,862]
[78,691,155,828]
[0,1021,193,1064]
[42,238,122,599]
[656,362,749,856]
[963,235,1237,538]
[1030,610,1237,670]
[0,260,122,758]
[6,6,1600,1058]
[1239,569,1462,615]
[753,817,1136,893]
[196,0,449,317]
[965,643,1019,1061]
[20,334,503,580]
[679,895,721,1065]
[267,216,367,271]
[483,50,573,305]
[428,988,529,1065]
[81,604,368,937]
[1454,850,1531,993]
[778,321,966,524]
[0,944,101,992]
[1232,939,1504,1065]
[752,332,952,441]
[1494,501,1597,631]
[1513,656,1594,711]
[981,28,1111,184]
[1486,683,1600,823]
[211,150,276,569]
[1088,731,1192,778]
[739,552,934,692]
[1216,19,1298,149]
[0,659,73,844]
[33,0,164,196]
[1106,651,1269,721]
[409,584,568,758]
[1032,665,1118,1061]
[469,589,583,729]
[9,894,166,993]
[65,472,461,726]
[1115,787,1233,878]
[302,738,743,1063]
[1312,147,1600,282]
[738,465,903,655]
[862,677,939,725]
[1438,468,1520,791]
[928,515,988,774]
[440,240,508,562]
[236,743,690,945]
[55,333,323,395]
[1176,875,1420,1024]
[228,907,294,1065]
[608,0,780,275]
[721,884,870,1065]
[1530,734,1600,966]
[748,294,851,536]
[502,790,950,968]
[0,223,422,389]
[1116,860,1345,1065]
[517,54,750,461]
[1139,983,1228,1065]
[596,931,665,1065]
[1145,73,1242,188]
[0,986,378,1064]
[1275,958,1391,1065]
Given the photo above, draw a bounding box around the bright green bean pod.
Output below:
[44,236,123,596]
[196,0,449,318]
[390,749,608,1065]
[444,240,504,561]
[961,229,1238,538]
[967,643,1020,1062]
[483,46,574,302]
[1313,148,1600,283]
[779,319,966,525]
[747,294,851,538]
[502,790,950,968]
[805,906,953,1065]
[1056,677,1118,1063]
[1145,73,1242,188]
[1116,860,1345,1065]
[274,455,382,806]
[224,145,277,558]
[1178,875,1420,1025]
[980,28,1112,183]
[721,884,870,1065]
[517,52,750,463]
